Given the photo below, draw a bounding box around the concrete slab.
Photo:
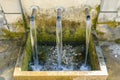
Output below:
[98,13,117,22]
[101,42,120,80]
[0,0,21,13]
[115,17,120,22]
[101,0,120,11]
[5,14,22,24]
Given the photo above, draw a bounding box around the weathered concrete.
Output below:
[0,0,21,13]
[0,40,20,80]
[96,24,120,41]
[100,41,120,80]
[21,0,100,15]
[0,0,22,24]
[0,0,101,24]
[100,0,120,11]
[98,0,120,22]
[98,13,117,22]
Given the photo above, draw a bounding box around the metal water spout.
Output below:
[57,8,62,21]
[31,7,37,21]
[85,7,91,21]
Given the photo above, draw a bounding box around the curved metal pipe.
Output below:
[57,8,62,21]
[85,7,91,20]
[31,8,37,21]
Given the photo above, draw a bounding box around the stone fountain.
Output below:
[13,0,108,80]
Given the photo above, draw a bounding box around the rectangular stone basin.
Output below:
[13,33,108,80]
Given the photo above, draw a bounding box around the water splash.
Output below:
[80,63,91,71]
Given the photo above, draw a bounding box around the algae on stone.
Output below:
[1,29,24,39]
[115,39,120,44]
[88,35,100,70]
[98,21,119,28]
[92,5,100,29]
[21,35,32,71]
[33,14,86,45]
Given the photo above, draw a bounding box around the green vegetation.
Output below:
[96,30,104,35]
[35,14,86,45]
[22,13,29,30]
[2,29,24,39]
[115,39,120,44]
[88,35,100,70]
[21,35,32,71]
[92,5,100,29]
[98,21,118,28]
[11,20,25,33]
[96,5,100,13]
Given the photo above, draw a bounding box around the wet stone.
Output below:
[29,45,85,71]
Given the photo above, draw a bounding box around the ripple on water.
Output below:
[80,63,91,71]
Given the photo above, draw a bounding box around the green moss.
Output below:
[21,35,32,70]
[92,5,100,29]
[20,13,86,44]
[88,35,100,70]
[22,13,29,30]
[96,30,104,35]
[35,14,86,45]
[98,21,118,28]
[115,39,120,44]
[63,27,70,41]
[74,27,86,42]
[1,29,24,39]
[96,5,100,13]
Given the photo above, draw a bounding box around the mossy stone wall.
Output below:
[88,35,100,70]
[21,34,32,70]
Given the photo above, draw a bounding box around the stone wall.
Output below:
[0,0,101,24]
[99,0,120,22]
[1,0,120,23]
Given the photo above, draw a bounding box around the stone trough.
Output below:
[13,34,108,80]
